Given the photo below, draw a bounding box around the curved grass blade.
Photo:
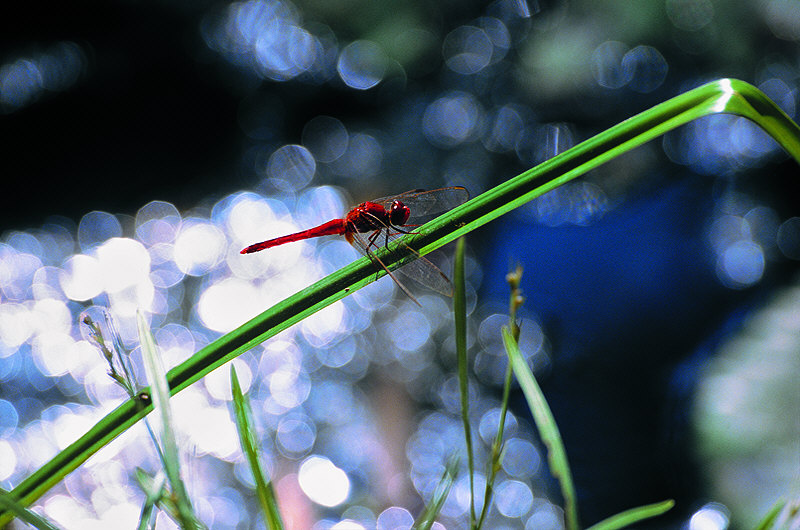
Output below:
[756,496,800,530]
[230,365,284,530]
[502,326,579,530]
[585,499,675,530]
[413,456,459,530]
[5,78,800,523]
[452,238,476,527]
[754,499,786,530]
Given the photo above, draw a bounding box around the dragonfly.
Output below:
[240,187,469,301]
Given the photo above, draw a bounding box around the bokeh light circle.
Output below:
[78,211,122,251]
[621,45,668,93]
[494,480,534,518]
[298,455,350,507]
[376,507,414,530]
[777,217,800,259]
[443,25,493,75]
[422,91,483,148]
[717,240,765,289]
[266,144,317,192]
[337,40,387,90]
[302,116,349,163]
[666,0,714,31]
[59,254,102,301]
[174,220,227,276]
[591,41,631,89]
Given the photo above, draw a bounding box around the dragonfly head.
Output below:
[389,200,411,226]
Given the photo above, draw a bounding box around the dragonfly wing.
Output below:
[349,229,453,296]
[369,189,425,206]
[373,187,469,221]
[395,254,453,296]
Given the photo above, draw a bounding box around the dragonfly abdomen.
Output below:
[240,218,347,254]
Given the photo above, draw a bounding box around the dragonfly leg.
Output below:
[365,230,384,282]
[363,242,421,306]
[366,229,382,250]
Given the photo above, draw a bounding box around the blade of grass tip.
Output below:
[0,490,60,530]
[134,469,185,528]
[585,499,675,530]
[413,456,459,530]
[230,365,284,530]
[137,310,197,528]
[753,499,786,530]
[452,238,475,527]
[502,327,579,530]
[779,496,800,528]
[134,468,166,530]
[757,496,800,530]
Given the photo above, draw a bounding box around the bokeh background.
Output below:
[1,1,799,528]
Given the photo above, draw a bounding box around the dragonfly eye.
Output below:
[389,200,411,226]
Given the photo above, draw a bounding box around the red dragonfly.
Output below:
[240,187,469,300]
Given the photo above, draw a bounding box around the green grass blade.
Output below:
[754,496,800,530]
[502,327,579,530]
[413,457,459,530]
[137,311,198,529]
[134,468,166,530]
[452,238,475,527]
[5,78,800,524]
[753,499,786,530]
[585,499,675,530]
[137,504,155,530]
[230,365,284,530]
[0,489,60,530]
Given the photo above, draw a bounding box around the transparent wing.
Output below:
[371,186,469,223]
[395,255,452,296]
[349,227,453,296]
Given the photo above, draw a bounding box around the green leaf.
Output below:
[585,499,675,530]
[502,327,579,530]
[413,457,459,530]
[752,496,800,530]
[753,499,786,530]
[230,365,284,530]
[5,78,800,524]
[0,489,60,530]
